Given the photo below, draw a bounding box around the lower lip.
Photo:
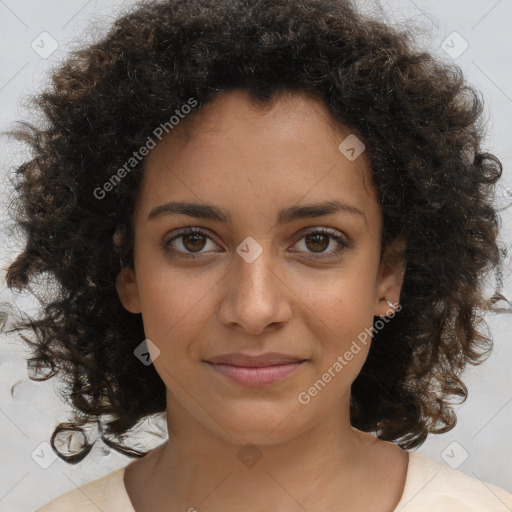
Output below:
[205,361,307,387]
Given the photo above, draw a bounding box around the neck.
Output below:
[133,392,390,512]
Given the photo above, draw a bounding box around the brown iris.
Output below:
[182,232,207,252]
[305,233,329,253]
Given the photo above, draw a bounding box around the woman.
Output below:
[4,0,511,510]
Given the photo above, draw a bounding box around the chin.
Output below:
[212,403,306,447]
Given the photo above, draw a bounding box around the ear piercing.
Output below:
[379,297,400,318]
[385,298,396,309]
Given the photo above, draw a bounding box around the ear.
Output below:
[115,266,142,314]
[374,237,406,317]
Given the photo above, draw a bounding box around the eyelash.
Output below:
[163,227,351,261]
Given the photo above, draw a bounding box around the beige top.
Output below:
[36,452,512,511]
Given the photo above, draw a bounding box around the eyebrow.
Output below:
[146,199,367,227]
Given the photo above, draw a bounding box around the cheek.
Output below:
[298,267,376,331]
[136,266,194,338]
[136,264,220,363]
[296,268,376,372]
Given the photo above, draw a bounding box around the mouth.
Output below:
[203,352,309,387]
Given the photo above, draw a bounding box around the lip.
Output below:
[204,361,307,387]
[203,353,309,387]
[204,352,307,367]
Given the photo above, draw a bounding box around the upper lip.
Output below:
[204,352,307,367]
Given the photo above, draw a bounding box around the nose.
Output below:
[217,240,293,335]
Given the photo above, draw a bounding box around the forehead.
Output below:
[137,89,381,227]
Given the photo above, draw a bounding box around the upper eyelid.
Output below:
[165,227,218,245]
[165,226,349,249]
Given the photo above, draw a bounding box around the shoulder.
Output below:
[35,467,135,512]
[395,451,512,512]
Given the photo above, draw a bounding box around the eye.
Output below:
[290,227,351,260]
[163,228,218,259]
[163,226,351,261]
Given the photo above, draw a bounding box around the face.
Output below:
[116,89,404,446]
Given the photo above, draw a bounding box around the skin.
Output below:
[116,88,408,512]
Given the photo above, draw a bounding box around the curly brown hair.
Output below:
[3,0,507,463]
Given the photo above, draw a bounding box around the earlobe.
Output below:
[115,266,142,314]
[374,238,406,318]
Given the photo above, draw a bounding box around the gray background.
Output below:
[1,1,511,510]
